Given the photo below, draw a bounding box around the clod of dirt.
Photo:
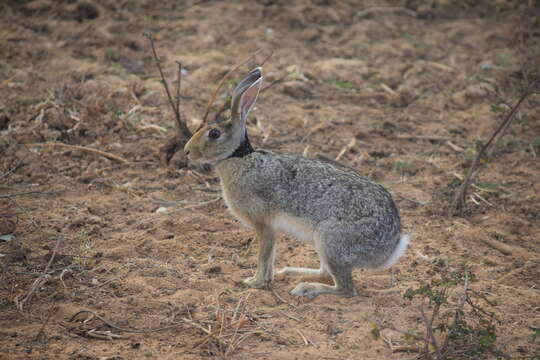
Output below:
[204,265,222,274]
[452,83,495,109]
[117,56,146,75]
[0,217,16,236]
[70,214,102,228]
[4,243,30,264]
[0,112,9,131]
[311,58,369,82]
[74,2,99,22]
[169,150,189,169]
[282,81,313,99]
[300,28,321,42]
[79,162,100,183]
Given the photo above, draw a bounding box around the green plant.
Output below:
[474,181,498,190]
[393,161,411,169]
[400,264,504,359]
[404,263,501,360]
[330,80,355,89]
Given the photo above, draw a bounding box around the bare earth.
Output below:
[1,1,539,359]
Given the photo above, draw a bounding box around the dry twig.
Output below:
[68,309,184,334]
[335,138,356,161]
[478,235,531,260]
[17,236,63,311]
[35,304,59,341]
[143,32,192,166]
[356,6,417,19]
[441,272,469,354]
[30,143,129,164]
[451,80,538,215]
[396,134,451,141]
[0,189,61,199]
[201,49,264,127]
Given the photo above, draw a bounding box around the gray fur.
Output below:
[218,151,401,268]
[184,67,408,299]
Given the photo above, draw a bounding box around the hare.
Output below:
[184,67,409,299]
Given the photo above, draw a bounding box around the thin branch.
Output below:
[212,72,287,123]
[0,189,61,199]
[143,32,185,134]
[451,83,536,216]
[420,302,442,359]
[175,61,182,122]
[17,236,63,311]
[396,135,451,141]
[201,49,263,127]
[68,309,185,334]
[356,6,417,19]
[259,49,274,67]
[260,73,288,93]
[30,143,129,164]
[142,36,190,136]
[35,304,59,341]
[0,158,23,181]
[442,272,469,354]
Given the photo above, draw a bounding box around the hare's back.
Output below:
[248,151,399,224]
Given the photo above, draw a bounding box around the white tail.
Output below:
[381,233,410,268]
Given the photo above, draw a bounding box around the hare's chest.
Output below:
[220,184,257,227]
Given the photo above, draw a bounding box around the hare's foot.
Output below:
[291,282,358,299]
[277,266,326,277]
[243,276,269,289]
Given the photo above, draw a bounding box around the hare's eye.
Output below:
[208,128,221,139]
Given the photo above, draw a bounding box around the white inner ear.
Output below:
[239,77,263,120]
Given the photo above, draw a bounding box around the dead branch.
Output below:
[420,304,442,359]
[441,272,469,355]
[143,33,192,166]
[445,140,464,152]
[0,189,61,199]
[478,236,531,260]
[175,61,182,125]
[201,49,264,127]
[143,32,186,135]
[451,80,538,216]
[35,304,59,341]
[68,307,245,351]
[182,316,228,348]
[17,236,63,311]
[30,143,129,164]
[211,72,287,123]
[0,158,23,181]
[497,261,538,283]
[356,6,417,19]
[335,138,356,161]
[173,196,222,211]
[68,309,184,334]
[396,134,451,141]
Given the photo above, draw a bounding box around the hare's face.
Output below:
[184,118,243,165]
[184,67,263,165]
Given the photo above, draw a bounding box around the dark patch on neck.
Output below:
[227,131,254,159]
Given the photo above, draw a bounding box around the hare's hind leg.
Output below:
[244,225,276,289]
[290,231,358,299]
[290,260,357,299]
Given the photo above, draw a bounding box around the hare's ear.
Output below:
[231,67,263,128]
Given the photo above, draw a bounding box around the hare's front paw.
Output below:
[290,282,321,299]
[243,276,268,289]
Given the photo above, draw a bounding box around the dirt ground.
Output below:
[1,1,539,359]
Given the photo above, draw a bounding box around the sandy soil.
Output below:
[1,1,539,359]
